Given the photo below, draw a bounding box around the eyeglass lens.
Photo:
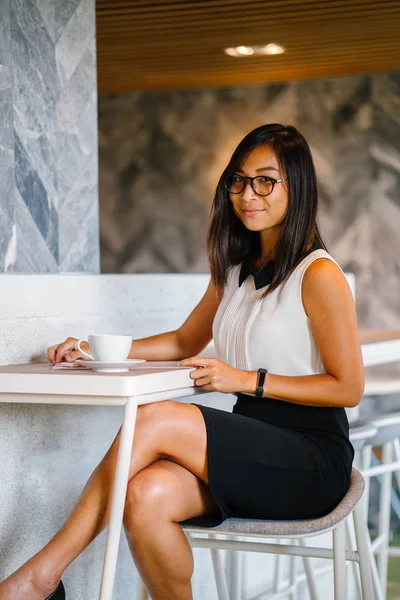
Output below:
[227,175,273,196]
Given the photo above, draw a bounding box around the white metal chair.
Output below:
[358,412,400,600]
[138,469,374,599]
[343,423,380,600]
[267,423,380,600]
[221,422,380,600]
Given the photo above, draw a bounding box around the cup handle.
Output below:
[77,338,94,360]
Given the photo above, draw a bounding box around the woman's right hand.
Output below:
[47,337,90,364]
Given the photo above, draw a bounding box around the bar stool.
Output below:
[344,423,379,600]
[138,469,374,600]
[232,423,379,600]
[260,423,380,600]
[358,412,400,600]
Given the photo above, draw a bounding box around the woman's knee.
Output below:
[124,466,178,526]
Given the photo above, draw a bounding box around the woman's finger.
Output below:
[190,367,209,380]
[47,344,58,363]
[64,350,84,362]
[54,339,76,364]
[194,375,213,387]
[180,357,214,367]
[54,345,67,364]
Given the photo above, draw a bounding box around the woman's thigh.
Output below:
[127,401,210,484]
[125,458,219,524]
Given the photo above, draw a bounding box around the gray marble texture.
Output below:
[0,0,99,274]
[0,0,11,67]
[98,72,400,328]
[0,65,15,272]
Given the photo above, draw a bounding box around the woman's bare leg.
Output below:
[0,402,210,600]
[124,459,219,600]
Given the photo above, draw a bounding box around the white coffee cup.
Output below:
[77,334,132,362]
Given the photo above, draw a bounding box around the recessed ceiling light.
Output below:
[236,46,255,56]
[261,43,285,55]
[224,43,285,57]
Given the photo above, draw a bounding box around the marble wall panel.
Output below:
[98,72,400,328]
[0,66,15,272]
[0,0,99,274]
[11,0,60,209]
[11,189,58,273]
[0,0,11,67]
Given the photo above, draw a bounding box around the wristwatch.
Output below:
[255,368,268,398]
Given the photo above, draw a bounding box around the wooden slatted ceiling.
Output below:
[96,0,400,93]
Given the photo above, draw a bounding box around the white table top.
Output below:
[0,335,400,402]
[364,375,400,396]
[0,362,197,398]
[362,338,400,368]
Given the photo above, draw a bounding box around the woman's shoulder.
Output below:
[286,248,346,299]
[290,248,340,282]
[298,248,338,269]
[302,251,350,308]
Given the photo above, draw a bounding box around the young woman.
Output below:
[0,124,364,600]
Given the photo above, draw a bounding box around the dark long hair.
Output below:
[207,123,327,296]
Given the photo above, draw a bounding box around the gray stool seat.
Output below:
[183,468,365,538]
[350,424,378,451]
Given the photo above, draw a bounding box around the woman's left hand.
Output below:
[179,356,253,394]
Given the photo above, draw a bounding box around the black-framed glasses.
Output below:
[225,174,287,197]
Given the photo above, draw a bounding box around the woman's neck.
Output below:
[253,247,275,270]
[258,231,279,264]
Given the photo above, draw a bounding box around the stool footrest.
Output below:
[188,535,359,562]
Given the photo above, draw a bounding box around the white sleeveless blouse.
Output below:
[212,249,340,380]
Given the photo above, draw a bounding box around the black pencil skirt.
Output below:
[184,402,353,528]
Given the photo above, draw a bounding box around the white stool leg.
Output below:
[273,552,285,592]
[345,517,362,600]
[226,544,243,600]
[289,555,298,600]
[353,501,376,600]
[299,539,319,600]
[211,547,230,600]
[138,579,149,600]
[333,525,346,600]
[378,442,393,593]
[393,438,400,490]
[361,445,373,518]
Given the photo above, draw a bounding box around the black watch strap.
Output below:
[255,368,268,398]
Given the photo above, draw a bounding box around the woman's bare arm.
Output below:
[241,259,365,408]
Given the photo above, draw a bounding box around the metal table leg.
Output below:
[99,396,138,600]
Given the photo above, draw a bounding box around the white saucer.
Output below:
[78,359,146,372]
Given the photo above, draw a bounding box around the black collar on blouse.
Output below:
[239,257,275,289]
[239,244,323,290]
